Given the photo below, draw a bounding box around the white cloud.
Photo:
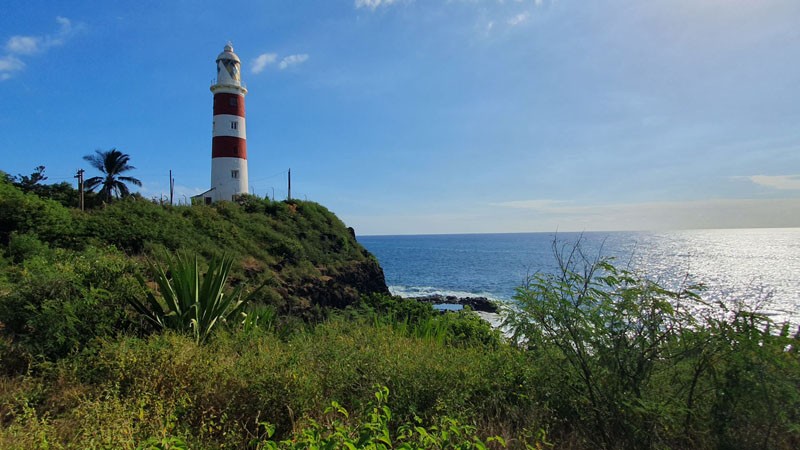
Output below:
[507,11,530,26]
[0,55,25,73]
[45,16,75,47]
[745,175,800,191]
[1,16,82,81]
[278,54,309,70]
[6,36,41,55]
[355,0,405,10]
[251,53,277,74]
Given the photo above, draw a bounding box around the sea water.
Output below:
[358,229,800,326]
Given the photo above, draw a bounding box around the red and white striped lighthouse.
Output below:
[206,42,248,203]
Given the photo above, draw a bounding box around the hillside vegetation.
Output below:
[0,175,386,323]
[1,175,799,449]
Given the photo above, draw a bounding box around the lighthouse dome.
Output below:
[216,43,240,63]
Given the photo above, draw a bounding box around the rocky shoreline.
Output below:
[410,294,499,313]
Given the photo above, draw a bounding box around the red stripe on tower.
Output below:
[212,136,247,159]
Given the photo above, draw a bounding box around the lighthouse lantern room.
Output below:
[206,42,249,203]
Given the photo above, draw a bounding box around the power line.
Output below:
[248,169,289,184]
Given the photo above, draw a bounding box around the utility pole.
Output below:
[287,168,292,201]
[169,170,175,206]
[75,169,85,211]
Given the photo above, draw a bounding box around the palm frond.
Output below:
[83,176,104,192]
[118,175,143,187]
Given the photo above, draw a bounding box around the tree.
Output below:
[504,239,703,448]
[13,165,48,192]
[83,149,142,202]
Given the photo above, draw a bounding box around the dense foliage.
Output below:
[1,175,799,449]
[504,240,800,449]
[0,175,380,322]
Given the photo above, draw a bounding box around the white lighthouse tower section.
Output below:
[210,158,248,201]
[207,43,249,203]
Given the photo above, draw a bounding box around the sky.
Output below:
[1,0,799,235]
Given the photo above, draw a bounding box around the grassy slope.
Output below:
[0,178,387,316]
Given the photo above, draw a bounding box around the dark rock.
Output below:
[290,258,390,310]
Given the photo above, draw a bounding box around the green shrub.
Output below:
[0,245,140,361]
[6,232,50,263]
[256,386,521,449]
[504,239,800,449]
[348,294,502,348]
[0,180,75,247]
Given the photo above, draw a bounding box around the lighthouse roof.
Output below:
[216,42,240,63]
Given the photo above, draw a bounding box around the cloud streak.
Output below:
[0,55,24,80]
[507,12,531,27]
[6,36,41,55]
[1,16,82,81]
[355,0,405,11]
[745,175,800,190]
[250,52,309,74]
[251,53,277,74]
[279,54,309,70]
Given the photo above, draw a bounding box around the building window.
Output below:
[204,197,212,205]
[231,121,238,130]
[229,97,238,106]
[231,170,239,179]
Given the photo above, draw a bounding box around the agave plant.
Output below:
[131,253,258,344]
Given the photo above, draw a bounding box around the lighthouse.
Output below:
[206,43,248,203]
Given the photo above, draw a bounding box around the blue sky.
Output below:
[1,0,799,235]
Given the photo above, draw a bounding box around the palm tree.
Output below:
[83,149,142,202]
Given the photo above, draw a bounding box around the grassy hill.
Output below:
[0,175,387,311]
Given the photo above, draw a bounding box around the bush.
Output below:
[504,239,800,449]
[0,245,140,361]
[0,179,75,247]
[256,386,519,449]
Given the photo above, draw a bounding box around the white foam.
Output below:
[388,285,505,303]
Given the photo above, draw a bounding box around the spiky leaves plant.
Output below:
[131,253,252,344]
[83,148,142,202]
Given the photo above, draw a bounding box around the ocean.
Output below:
[358,228,800,326]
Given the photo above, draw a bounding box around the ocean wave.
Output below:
[388,285,506,303]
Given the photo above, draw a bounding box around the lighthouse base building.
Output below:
[204,43,249,204]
